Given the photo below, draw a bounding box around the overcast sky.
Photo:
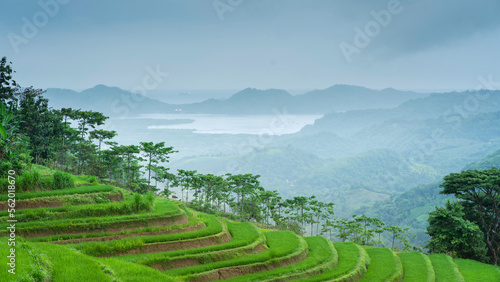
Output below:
[1,0,500,92]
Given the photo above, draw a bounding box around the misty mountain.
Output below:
[287,91,500,161]
[291,85,424,113]
[303,90,500,137]
[43,84,425,116]
[464,148,500,170]
[44,85,173,117]
[179,88,293,114]
[179,85,424,114]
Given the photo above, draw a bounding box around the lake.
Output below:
[135,114,322,135]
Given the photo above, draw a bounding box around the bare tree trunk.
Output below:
[317,215,320,236]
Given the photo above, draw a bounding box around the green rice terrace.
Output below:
[1,166,499,281]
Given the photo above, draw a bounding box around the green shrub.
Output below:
[41,177,53,189]
[0,160,13,178]
[0,177,8,193]
[132,194,143,213]
[52,171,75,190]
[131,193,156,213]
[16,169,42,192]
[146,193,156,210]
[85,175,99,185]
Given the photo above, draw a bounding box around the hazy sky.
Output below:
[1,0,500,92]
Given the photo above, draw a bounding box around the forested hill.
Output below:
[44,84,425,116]
[464,148,500,170]
[172,147,439,218]
[359,148,500,248]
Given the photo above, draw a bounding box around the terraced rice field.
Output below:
[1,180,499,281]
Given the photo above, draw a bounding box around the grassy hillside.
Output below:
[1,166,498,281]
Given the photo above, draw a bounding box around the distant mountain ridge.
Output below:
[45,85,173,117]
[44,84,425,116]
[180,85,424,114]
[292,85,423,113]
[302,90,500,137]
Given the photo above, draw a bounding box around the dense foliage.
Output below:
[427,168,500,265]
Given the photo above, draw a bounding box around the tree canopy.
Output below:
[434,168,500,265]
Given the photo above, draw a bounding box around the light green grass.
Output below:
[296,242,369,282]
[454,258,500,282]
[360,246,403,282]
[36,242,114,281]
[165,230,304,278]
[398,252,435,281]
[124,221,261,265]
[98,257,177,282]
[1,199,182,236]
[73,174,100,186]
[0,237,51,281]
[27,201,194,242]
[31,164,54,176]
[71,213,223,256]
[29,208,199,243]
[227,236,337,281]
[0,196,143,222]
[429,254,464,281]
[0,184,117,201]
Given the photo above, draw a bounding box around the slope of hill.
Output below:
[359,148,500,248]
[1,165,498,281]
[464,148,500,170]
